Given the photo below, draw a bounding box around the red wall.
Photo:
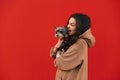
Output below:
[0,0,120,80]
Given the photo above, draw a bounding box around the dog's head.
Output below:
[55,26,68,39]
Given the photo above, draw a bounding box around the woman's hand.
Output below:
[53,39,64,53]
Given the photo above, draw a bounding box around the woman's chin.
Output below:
[68,32,73,35]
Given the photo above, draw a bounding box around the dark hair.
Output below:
[64,13,91,51]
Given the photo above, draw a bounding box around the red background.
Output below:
[0,0,120,80]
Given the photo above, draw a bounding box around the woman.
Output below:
[50,13,95,80]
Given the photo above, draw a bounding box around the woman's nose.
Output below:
[67,25,70,28]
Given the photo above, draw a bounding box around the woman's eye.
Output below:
[71,23,76,26]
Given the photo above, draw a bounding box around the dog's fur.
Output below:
[55,27,68,39]
[55,26,68,57]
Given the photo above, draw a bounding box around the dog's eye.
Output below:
[56,30,59,33]
[60,31,63,33]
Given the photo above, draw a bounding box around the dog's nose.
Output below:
[56,34,59,37]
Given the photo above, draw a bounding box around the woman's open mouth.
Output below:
[68,30,71,32]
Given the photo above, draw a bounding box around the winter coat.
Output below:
[50,29,95,80]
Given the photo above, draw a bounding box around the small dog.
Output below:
[55,26,68,40]
[55,26,69,58]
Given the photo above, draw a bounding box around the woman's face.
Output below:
[67,17,77,35]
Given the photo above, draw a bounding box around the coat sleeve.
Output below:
[54,39,88,71]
